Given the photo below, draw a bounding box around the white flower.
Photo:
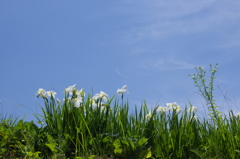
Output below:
[187,106,198,112]
[235,113,240,118]
[166,102,181,113]
[71,97,83,108]
[92,94,99,100]
[74,88,85,99]
[145,111,152,119]
[91,99,97,108]
[65,84,76,95]
[175,107,181,114]
[36,88,46,98]
[45,91,57,98]
[91,99,106,111]
[166,102,179,110]
[78,88,85,97]
[99,91,108,101]
[93,91,108,101]
[156,106,166,113]
[117,85,129,95]
[165,103,171,111]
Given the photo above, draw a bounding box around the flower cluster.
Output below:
[36,84,85,108]
[91,91,109,110]
[36,85,200,122]
[157,106,166,113]
[65,84,76,95]
[145,102,198,120]
[92,91,109,101]
[36,88,57,99]
[165,102,181,113]
[64,84,84,108]
[146,102,181,120]
[155,102,182,114]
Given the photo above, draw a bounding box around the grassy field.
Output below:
[1,64,240,159]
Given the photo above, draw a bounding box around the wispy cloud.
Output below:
[115,68,129,78]
[141,57,195,71]
[216,33,240,48]
[117,0,240,46]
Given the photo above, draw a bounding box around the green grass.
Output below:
[1,64,240,159]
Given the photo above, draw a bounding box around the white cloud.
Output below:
[141,57,195,71]
[115,68,129,78]
[118,0,240,45]
[216,34,240,48]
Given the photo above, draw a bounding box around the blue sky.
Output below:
[1,0,240,122]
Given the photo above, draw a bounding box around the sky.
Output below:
[1,0,240,122]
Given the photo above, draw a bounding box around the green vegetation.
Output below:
[1,64,240,159]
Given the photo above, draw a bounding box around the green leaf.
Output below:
[139,148,152,159]
[27,152,33,156]
[103,136,109,143]
[114,148,124,157]
[113,139,121,149]
[128,140,135,150]
[46,134,54,143]
[89,155,96,159]
[138,137,148,147]
[37,121,43,124]
[45,143,57,152]
[0,148,6,153]
[46,134,57,152]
